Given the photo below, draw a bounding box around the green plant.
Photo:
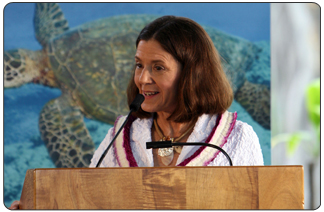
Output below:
[271,78,320,157]
[305,78,320,156]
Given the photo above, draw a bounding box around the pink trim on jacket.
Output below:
[122,115,138,167]
[203,112,237,166]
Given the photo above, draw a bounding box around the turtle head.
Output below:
[4,49,58,88]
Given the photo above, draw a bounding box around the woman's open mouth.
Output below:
[143,91,159,98]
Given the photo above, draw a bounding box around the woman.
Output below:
[90,15,263,167]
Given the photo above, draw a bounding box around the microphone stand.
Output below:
[146,141,233,166]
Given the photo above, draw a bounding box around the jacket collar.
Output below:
[131,114,219,166]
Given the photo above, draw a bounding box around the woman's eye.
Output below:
[155,66,164,71]
[135,63,142,69]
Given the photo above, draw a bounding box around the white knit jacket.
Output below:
[90,113,264,167]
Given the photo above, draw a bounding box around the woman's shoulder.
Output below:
[230,119,260,147]
[227,119,264,165]
[114,115,153,128]
[232,119,256,135]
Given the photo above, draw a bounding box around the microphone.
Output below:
[95,94,144,167]
[129,94,145,111]
[146,141,233,166]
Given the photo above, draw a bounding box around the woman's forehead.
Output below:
[135,40,173,63]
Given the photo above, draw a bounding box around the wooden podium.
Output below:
[19,166,304,209]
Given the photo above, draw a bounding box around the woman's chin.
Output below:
[141,106,156,113]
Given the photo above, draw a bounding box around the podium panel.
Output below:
[19,166,304,209]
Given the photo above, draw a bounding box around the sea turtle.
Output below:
[4,3,270,168]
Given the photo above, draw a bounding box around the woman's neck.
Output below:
[155,112,193,139]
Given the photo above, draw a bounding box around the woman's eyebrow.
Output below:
[151,59,166,64]
[134,56,166,64]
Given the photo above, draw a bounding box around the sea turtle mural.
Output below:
[4,3,270,168]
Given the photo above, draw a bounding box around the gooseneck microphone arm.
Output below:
[95,94,144,168]
[146,141,233,166]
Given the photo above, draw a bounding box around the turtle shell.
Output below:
[47,14,158,124]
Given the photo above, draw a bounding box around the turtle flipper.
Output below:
[234,80,270,130]
[34,3,69,47]
[4,49,57,88]
[4,49,32,88]
[39,93,95,167]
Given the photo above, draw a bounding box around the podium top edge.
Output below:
[29,165,303,171]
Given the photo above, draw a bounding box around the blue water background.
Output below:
[3,3,270,207]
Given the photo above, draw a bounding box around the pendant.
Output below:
[156,137,177,166]
[158,137,173,157]
[158,147,174,157]
[160,150,174,166]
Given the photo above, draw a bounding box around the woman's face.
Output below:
[134,39,182,114]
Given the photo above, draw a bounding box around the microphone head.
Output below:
[129,94,145,112]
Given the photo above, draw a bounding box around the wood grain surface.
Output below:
[19,166,304,209]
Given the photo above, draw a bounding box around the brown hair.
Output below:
[127,15,233,123]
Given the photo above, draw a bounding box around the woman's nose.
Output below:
[138,67,153,84]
